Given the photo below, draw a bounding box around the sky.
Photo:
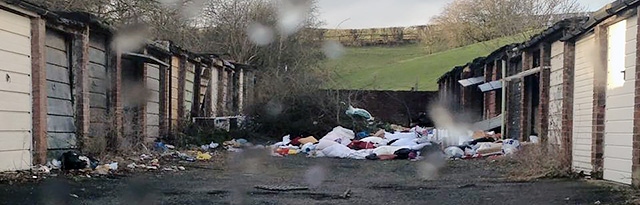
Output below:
[317,0,615,29]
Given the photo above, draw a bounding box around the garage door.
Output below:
[572,34,596,173]
[603,16,637,185]
[88,34,110,138]
[0,9,32,171]
[46,30,76,151]
[170,56,179,125]
[146,63,161,139]
[185,63,195,115]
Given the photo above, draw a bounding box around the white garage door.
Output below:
[572,34,596,173]
[146,63,161,140]
[603,16,637,185]
[0,9,32,171]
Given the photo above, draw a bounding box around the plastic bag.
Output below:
[502,139,521,155]
[444,146,464,159]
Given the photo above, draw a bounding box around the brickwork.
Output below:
[632,10,640,187]
[520,52,531,141]
[72,28,90,150]
[31,18,47,164]
[177,56,186,120]
[591,27,607,177]
[562,42,576,166]
[538,43,551,143]
[108,43,123,149]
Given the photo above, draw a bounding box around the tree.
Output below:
[426,0,584,49]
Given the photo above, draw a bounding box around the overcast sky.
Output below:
[317,0,615,29]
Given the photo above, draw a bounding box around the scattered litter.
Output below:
[150,159,160,166]
[166,144,176,149]
[341,189,352,199]
[457,184,476,189]
[127,163,136,169]
[108,162,118,171]
[70,194,79,198]
[37,165,51,174]
[594,200,601,205]
[254,185,309,191]
[60,151,89,170]
[178,166,186,171]
[93,165,110,175]
[209,142,220,149]
[502,139,521,155]
[444,147,464,159]
[197,152,213,160]
[50,159,62,169]
[146,166,158,170]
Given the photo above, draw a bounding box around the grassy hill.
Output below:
[325,35,528,91]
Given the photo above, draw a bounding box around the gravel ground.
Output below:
[0,151,631,205]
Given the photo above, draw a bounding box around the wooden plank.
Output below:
[147,64,160,79]
[90,78,108,94]
[147,78,160,92]
[0,111,30,131]
[0,131,30,151]
[146,102,160,115]
[47,132,76,149]
[148,90,160,104]
[0,30,30,56]
[147,125,160,138]
[0,49,30,75]
[89,47,106,65]
[89,93,108,109]
[89,63,107,79]
[0,91,30,112]
[46,64,70,84]
[0,71,30,93]
[47,115,75,132]
[47,81,72,100]
[89,34,106,50]
[45,31,67,51]
[0,150,31,171]
[47,98,73,116]
[146,114,160,126]
[0,9,31,36]
[45,47,68,67]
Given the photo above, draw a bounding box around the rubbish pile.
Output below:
[267,125,536,161]
[269,126,438,161]
[441,130,533,159]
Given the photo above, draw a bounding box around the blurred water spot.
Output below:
[181,0,206,19]
[265,100,283,117]
[304,166,327,188]
[322,40,345,59]
[111,25,148,53]
[247,22,275,46]
[158,0,180,7]
[277,0,312,36]
[416,162,438,180]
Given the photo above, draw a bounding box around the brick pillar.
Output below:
[520,52,531,141]
[108,42,123,150]
[539,43,551,143]
[191,63,202,118]
[177,56,186,120]
[632,10,640,187]
[31,18,47,164]
[73,28,90,151]
[562,42,576,167]
[159,59,168,137]
[591,26,607,178]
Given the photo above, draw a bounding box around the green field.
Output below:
[325,36,528,91]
